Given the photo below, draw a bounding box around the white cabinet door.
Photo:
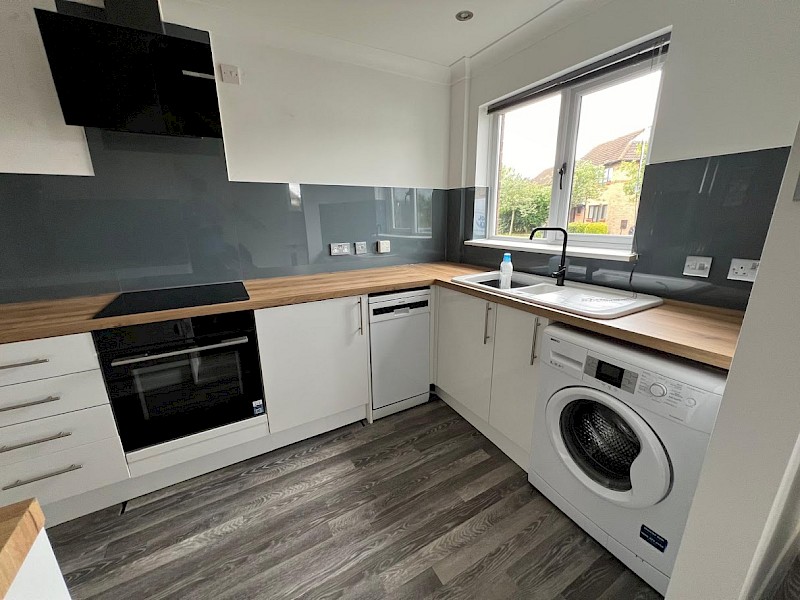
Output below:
[435,287,495,421]
[489,306,546,453]
[255,296,370,433]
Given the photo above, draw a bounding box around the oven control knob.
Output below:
[649,383,668,398]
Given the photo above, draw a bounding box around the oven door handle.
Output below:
[110,336,250,367]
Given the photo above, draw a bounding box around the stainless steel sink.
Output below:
[452,271,662,319]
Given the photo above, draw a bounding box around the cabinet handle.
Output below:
[0,358,49,371]
[0,431,72,454]
[530,318,541,365]
[0,395,61,413]
[483,303,492,345]
[3,464,82,490]
[358,298,364,335]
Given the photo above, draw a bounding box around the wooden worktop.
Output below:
[0,262,742,369]
[0,499,44,598]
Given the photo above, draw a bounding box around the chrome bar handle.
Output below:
[358,298,365,335]
[0,395,60,413]
[530,317,541,365]
[0,431,72,454]
[483,303,492,345]
[0,358,49,371]
[111,336,249,367]
[3,464,82,490]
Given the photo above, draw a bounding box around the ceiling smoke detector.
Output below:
[455,10,474,22]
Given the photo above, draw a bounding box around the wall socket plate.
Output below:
[220,64,240,85]
[728,258,760,282]
[683,255,713,278]
[377,240,391,254]
[330,242,351,256]
[354,241,367,255]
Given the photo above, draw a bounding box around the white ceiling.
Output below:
[188,0,567,67]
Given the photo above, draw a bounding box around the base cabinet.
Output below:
[489,305,544,454]
[436,288,547,465]
[435,288,496,421]
[255,296,370,433]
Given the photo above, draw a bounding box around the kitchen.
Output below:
[0,0,799,599]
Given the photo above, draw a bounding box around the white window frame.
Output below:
[484,60,662,253]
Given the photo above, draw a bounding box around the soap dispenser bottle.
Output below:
[499,252,513,289]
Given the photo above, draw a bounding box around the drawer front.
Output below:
[0,370,110,428]
[0,334,99,387]
[0,405,119,467]
[0,437,129,507]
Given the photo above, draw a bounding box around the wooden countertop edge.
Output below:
[0,498,44,598]
[0,262,740,370]
[437,280,738,370]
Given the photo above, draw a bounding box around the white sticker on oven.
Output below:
[252,399,265,415]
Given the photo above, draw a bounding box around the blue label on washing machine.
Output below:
[640,524,668,552]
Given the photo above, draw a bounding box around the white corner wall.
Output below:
[161,0,450,189]
[451,0,800,187]
[666,120,800,599]
[0,0,93,175]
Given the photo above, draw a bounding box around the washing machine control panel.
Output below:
[582,353,720,431]
[584,355,638,393]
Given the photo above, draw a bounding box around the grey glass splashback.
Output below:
[451,147,790,311]
[0,129,446,304]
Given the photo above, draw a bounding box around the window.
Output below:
[486,36,667,250]
[586,204,608,222]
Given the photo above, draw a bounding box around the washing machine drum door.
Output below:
[547,387,672,509]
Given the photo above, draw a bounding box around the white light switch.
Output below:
[683,255,712,278]
[377,240,391,254]
[354,241,367,255]
[728,258,760,282]
[220,64,240,85]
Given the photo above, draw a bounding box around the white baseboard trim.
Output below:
[43,405,367,527]
[372,393,430,420]
[434,386,529,470]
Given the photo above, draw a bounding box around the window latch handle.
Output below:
[558,162,567,190]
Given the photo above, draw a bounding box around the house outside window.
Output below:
[485,43,666,250]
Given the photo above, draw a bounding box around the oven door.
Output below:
[105,335,264,452]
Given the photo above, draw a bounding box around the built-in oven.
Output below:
[93,310,265,453]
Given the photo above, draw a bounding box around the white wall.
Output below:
[0,0,93,175]
[666,121,800,599]
[161,0,450,189]
[451,0,800,187]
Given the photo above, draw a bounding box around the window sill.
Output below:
[464,238,638,263]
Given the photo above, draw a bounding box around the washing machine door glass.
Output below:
[546,387,672,508]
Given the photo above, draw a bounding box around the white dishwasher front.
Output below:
[368,288,431,419]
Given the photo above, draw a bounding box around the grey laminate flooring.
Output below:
[49,400,662,600]
[772,554,800,600]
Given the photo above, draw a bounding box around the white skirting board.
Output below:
[42,405,367,527]
[434,386,529,470]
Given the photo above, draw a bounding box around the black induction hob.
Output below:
[94,282,250,319]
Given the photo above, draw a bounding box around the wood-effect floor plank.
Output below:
[49,400,663,600]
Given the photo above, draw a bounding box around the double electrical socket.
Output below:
[330,242,369,256]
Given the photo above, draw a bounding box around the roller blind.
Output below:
[487,33,670,115]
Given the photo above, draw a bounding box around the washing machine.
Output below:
[529,324,726,595]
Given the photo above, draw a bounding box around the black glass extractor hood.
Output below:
[35,9,222,138]
[94,282,249,319]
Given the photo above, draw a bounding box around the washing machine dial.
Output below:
[649,383,668,397]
